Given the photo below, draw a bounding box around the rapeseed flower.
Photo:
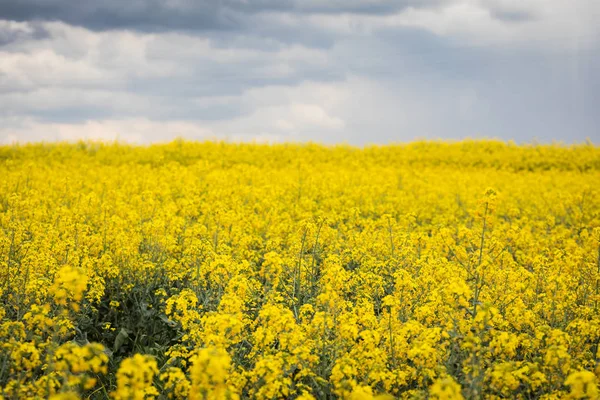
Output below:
[1,141,599,398]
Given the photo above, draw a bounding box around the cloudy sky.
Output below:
[1,0,598,145]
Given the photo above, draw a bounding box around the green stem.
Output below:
[473,202,488,318]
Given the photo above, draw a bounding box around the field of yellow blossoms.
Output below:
[1,140,599,399]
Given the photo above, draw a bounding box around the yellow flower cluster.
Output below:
[0,140,599,399]
[113,354,159,400]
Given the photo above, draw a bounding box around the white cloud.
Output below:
[0,48,109,90]
[0,20,334,94]
[260,0,600,49]
[207,85,347,140]
[0,19,35,41]
[389,0,600,48]
[0,118,215,144]
[0,22,171,92]
[0,80,348,144]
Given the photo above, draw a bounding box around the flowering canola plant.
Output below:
[0,140,599,399]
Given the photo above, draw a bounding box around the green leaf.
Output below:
[159,314,178,328]
[113,328,129,354]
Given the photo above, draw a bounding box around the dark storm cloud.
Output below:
[0,20,48,46]
[0,0,238,32]
[228,0,444,15]
[0,0,445,32]
[488,8,536,23]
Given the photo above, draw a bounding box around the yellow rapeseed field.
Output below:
[1,140,599,399]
